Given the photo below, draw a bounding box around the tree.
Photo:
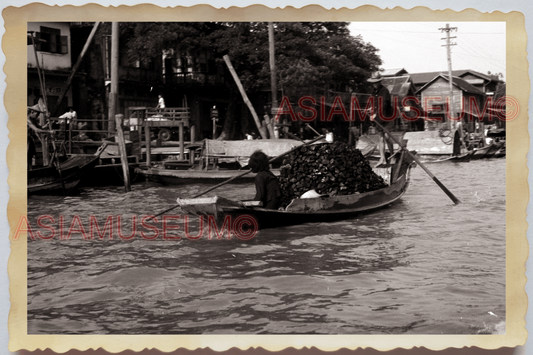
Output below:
[122,22,382,139]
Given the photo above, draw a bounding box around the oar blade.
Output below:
[433,176,461,204]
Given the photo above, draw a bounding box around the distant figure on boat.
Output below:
[157,95,165,109]
[367,72,394,167]
[248,150,281,210]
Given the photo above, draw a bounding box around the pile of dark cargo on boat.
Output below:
[278,142,387,208]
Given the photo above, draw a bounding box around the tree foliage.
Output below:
[122,21,381,94]
[120,22,382,138]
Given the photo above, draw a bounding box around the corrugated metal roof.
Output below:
[381,68,409,77]
[410,69,500,85]
[450,76,486,95]
[415,74,486,96]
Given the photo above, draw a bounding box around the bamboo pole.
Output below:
[223,55,268,139]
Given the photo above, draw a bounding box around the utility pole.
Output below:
[440,23,457,130]
[268,22,277,112]
[267,22,278,138]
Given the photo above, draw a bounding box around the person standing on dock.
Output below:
[58,107,76,137]
[249,150,281,210]
[367,72,394,167]
[156,95,166,109]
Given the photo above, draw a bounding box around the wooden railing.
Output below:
[127,107,194,165]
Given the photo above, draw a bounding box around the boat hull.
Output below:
[471,142,504,160]
[178,153,414,230]
[28,155,100,195]
[223,172,409,229]
[420,151,473,163]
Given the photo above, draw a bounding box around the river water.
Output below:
[27,158,506,335]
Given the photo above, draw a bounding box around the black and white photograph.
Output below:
[8,3,528,353]
[24,18,508,334]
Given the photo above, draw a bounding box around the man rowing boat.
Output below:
[248,150,281,210]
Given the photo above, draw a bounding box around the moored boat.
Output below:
[28,143,108,195]
[421,150,474,164]
[178,150,415,230]
[470,142,503,160]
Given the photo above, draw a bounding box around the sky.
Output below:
[348,22,506,79]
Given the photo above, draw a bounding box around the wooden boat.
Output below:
[493,144,506,158]
[137,165,281,184]
[421,150,474,164]
[403,129,475,163]
[137,139,376,185]
[178,150,415,230]
[28,143,107,195]
[80,155,141,186]
[470,142,504,160]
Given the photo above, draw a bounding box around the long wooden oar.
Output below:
[154,135,326,217]
[373,120,461,205]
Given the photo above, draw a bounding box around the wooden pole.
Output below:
[190,125,196,144]
[223,55,268,139]
[440,23,457,130]
[144,121,152,167]
[29,31,51,166]
[115,114,131,192]
[52,22,100,116]
[179,121,184,160]
[264,114,276,138]
[28,32,48,116]
[108,22,119,134]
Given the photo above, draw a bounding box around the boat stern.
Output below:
[177,196,244,217]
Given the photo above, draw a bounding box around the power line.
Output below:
[360,31,444,53]
[461,36,505,63]
[458,36,506,72]
[453,52,506,73]
[351,28,448,34]
[351,28,504,35]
